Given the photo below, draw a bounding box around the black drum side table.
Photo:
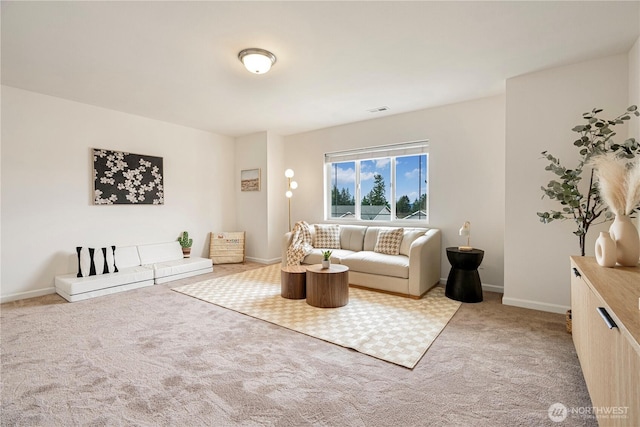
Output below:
[445,247,484,303]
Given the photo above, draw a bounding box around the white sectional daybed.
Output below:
[55,241,213,302]
[137,242,214,284]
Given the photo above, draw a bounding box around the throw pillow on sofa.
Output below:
[76,246,118,277]
[313,224,341,249]
[374,228,404,255]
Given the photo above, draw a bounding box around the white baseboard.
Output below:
[244,256,281,265]
[502,297,569,314]
[1,287,56,304]
[482,283,504,293]
[438,278,503,294]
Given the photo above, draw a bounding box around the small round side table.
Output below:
[445,247,484,303]
[305,264,349,308]
[281,266,307,299]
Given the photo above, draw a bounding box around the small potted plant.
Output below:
[178,231,193,258]
[321,250,332,269]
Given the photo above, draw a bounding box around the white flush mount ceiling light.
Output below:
[238,48,277,74]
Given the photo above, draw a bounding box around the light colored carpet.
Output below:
[172,264,461,368]
[0,262,596,426]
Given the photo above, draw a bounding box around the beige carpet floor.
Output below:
[172,264,461,368]
[0,262,596,426]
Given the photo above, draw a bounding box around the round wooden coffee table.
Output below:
[281,265,307,299]
[305,264,349,308]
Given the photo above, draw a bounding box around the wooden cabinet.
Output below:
[570,256,640,426]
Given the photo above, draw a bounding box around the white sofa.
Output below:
[282,224,441,298]
[55,242,213,302]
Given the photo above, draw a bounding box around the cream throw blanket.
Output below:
[286,221,313,266]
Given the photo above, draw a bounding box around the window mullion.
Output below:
[355,161,361,220]
[390,157,396,221]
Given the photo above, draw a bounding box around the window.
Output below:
[395,154,428,220]
[325,141,428,222]
[329,161,356,218]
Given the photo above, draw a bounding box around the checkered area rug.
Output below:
[172,264,461,368]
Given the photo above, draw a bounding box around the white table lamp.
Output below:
[459,221,472,251]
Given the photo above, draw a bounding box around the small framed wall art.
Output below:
[241,168,261,192]
[93,148,164,205]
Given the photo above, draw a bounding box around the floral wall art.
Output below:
[93,148,164,205]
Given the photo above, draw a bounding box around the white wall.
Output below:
[265,132,287,261]
[630,37,640,138]
[0,87,3,299]
[504,54,630,313]
[283,95,506,291]
[234,131,287,263]
[235,132,269,262]
[1,86,236,302]
[629,36,640,232]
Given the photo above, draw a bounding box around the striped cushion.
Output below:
[374,228,404,255]
[76,246,118,277]
[313,224,341,249]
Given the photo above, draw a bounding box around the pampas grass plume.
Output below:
[591,153,628,216]
[625,158,640,215]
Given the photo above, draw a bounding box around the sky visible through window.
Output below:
[395,155,427,202]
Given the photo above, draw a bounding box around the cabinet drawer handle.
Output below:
[597,307,617,329]
[572,268,581,278]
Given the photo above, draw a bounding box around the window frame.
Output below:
[324,141,429,225]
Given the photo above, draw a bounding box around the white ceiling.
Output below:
[2,1,639,137]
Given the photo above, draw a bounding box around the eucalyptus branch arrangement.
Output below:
[537,105,640,256]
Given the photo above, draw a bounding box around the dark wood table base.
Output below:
[305,264,349,308]
[281,266,307,299]
[445,247,484,303]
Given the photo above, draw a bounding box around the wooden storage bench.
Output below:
[209,232,245,264]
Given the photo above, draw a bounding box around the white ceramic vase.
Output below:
[321,260,330,269]
[595,232,616,267]
[609,214,640,267]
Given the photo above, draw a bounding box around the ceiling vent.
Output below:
[367,106,390,113]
